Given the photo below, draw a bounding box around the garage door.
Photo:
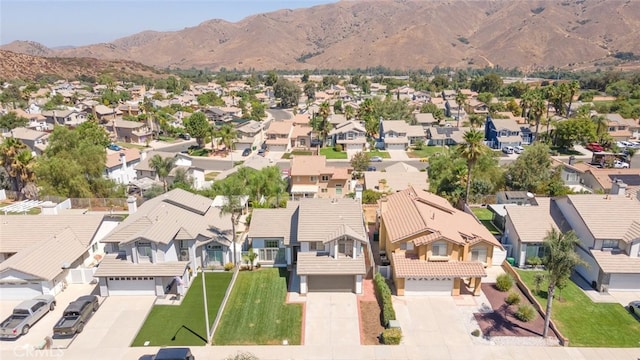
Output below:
[386,144,406,150]
[345,144,363,151]
[0,282,42,300]
[405,278,453,296]
[268,144,287,152]
[608,274,640,291]
[108,277,156,295]
[308,275,354,292]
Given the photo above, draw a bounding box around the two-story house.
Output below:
[106,119,153,144]
[9,127,50,155]
[603,113,635,141]
[105,148,142,185]
[328,120,367,151]
[95,189,234,296]
[484,116,532,149]
[41,109,87,128]
[290,124,312,149]
[265,120,294,152]
[554,193,640,292]
[379,187,504,296]
[9,109,48,131]
[414,113,438,130]
[382,120,426,150]
[248,197,369,294]
[289,155,352,199]
[426,126,469,146]
[235,120,264,151]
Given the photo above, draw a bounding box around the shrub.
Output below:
[380,328,402,345]
[224,262,235,271]
[471,329,481,337]
[514,304,537,322]
[373,272,396,326]
[526,256,542,267]
[334,144,343,152]
[495,274,514,292]
[505,291,521,306]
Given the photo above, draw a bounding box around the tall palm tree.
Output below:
[530,93,546,142]
[216,124,238,154]
[344,105,355,121]
[319,101,331,145]
[0,137,28,193]
[12,149,37,199]
[456,129,487,204]
[542,228,586,338]
[455,91,468,128]
[217,176,245,264]
[520,90,534,119]
[149,154,176,192]
[566,80,580,118]
[591,115,608,143]
[626,147,637,167]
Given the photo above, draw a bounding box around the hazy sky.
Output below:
[0,0,337,47]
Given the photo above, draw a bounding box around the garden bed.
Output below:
[359,300,384,345]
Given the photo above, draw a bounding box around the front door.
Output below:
[206,246,223,267]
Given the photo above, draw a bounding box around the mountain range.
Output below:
[2,0,640,73]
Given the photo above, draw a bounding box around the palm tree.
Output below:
[216,124,238,154]
[242,248,258,270]
[319,101,331,145]
[217,177,245,264]
[520,90,534,119]
[542,228,586,338]
[149,154,176,192]
[530,93,546,142]
[344,105,355,121]
[0,137,28,193]
[12,149,37,199]
[626,147,637,167]
[591,115,608,143]
[566,80,580,118]
[456,129,487,204]
[455,91,468,128]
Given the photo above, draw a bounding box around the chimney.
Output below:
[568,155,576,165]
[120,151,127,172]
[610,179,627,196]
[127,196,138,214]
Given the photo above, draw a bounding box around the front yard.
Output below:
[319,147,348,159]
[367,149,390,158]
[517,270,640,347]
[213,268,302,345]
[408,145,449,158]
[131,272,233,346]
[282,150,313,159]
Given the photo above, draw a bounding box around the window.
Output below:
[321,188,328,193]
[310,176,317,182]
[265,240,279,248]
[309,242,325,251]
[300,139,306,146]
[400,242,414,250]
[137,242,152,261]
[432,241,447,256]
[321,175,329,181]
[471,247,487,262]
[335,183,342,195]
[602,240,618,249]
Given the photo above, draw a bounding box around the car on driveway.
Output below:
[152,347,195,360]
[367,166,377,171]
[614,160,630,168]
[53,295,99,336]
[370,156,383,162]
[179,133,191,140]
[629,300,640,315]
[0,295,56,339]
[241,148,251,157]
[107,143,122,151]
[514,145,525,154]
[586,142,604,152]
[257,149,266,157]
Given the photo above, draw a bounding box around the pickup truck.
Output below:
[52,295,99,336]
[0,295,56,339]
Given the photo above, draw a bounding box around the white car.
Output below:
[514,146,525,154]
[502,146,514,154]
[614,160,630,168]
[629,300,640,315]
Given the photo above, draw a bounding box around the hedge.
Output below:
[374,272,396,326]
[380,328,402,345]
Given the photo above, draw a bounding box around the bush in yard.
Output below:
[471,329,481,337]
[526,256,542,267]
[224,262,235,271]
[373,272,396,326]
[334,144,343,152]
[514,304,537,322]
[380,328,402,345]
[495,273,514,292]
[505,291,521,306]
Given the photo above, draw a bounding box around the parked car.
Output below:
[370,156,383,162]
[153,347,195,360]
[367,166,377,171]
[514,146,525,154]
[241,148,251,157]
[53,295,99,336]
[107,143,122,151]
[614,160,630,168]
[0,295,56,339]
[179,133,191,140]
[586,142,604,152]
[629,300,640,315]
[502,146,514,154]
[257,149,266,157]
[310,139,323,147]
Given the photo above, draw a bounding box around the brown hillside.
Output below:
[0,50,164,80]
[3,0,640,71]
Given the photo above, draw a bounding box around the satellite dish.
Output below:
[526,192,534,198]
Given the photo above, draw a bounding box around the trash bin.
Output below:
[506,257,515,266]
[252,146,257,150]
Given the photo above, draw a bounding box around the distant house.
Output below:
[8,109,48,131]
[41,109,87,127]
[363,162,429,193]
[495,191,537,206]
[104,148,142,185]
[289,155,352,199]
[10,127,49,155]
[414,113,438,129]
[382,121,426,150]
[603,113,635,140]
[484,116,532,149]
[235,120,265,151]
[105,119,153,144]
[290,124,312,148]
[426,126,468,146]
[265,120,294,152]
[328,120,367,151]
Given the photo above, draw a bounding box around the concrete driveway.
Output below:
[387,150,410,160]
[304,292,359,350]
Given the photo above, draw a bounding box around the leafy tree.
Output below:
[470,73,503,94]
[626,147,637,167]
[0,112,28,130]
[184,112,210,147]
[43,93,65,110]
[264,70,278,87]
[476,92,493,104]
[350,151,370,173]
[242,248,258,270]
[150,154,176,192]
[0,84,23,109]
[303,82,316,100]
[552,117,596,149]
[542,229,586,338]
[344,105,355,121]
[591,115,608,143]
[506,142,553,192]
[0,138,36,198]
[457,129,488,203]
[333,100,343,114]
[455,91,468,127]
[197,92,225,106]
[362,189,383,204]
[420,103,444,120]
[215,124,238,153]
[273,78,301,108]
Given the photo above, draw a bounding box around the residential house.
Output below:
[265,120,294,152]
[105,148,142,185]
[0,214,118,300]
[248,197,369,294]
[382,121,426,150]
[328,114,347,128]
[118,103,141,117]
[93,105,120,122]
[9,127,49,155]
[555,194,640,291]
[328,120,367,151]
[96,189,234,296]
[363,162,429,193]
[106,119,153,144]
[496,191,537,206]
[414,113,438,130]
[379,187,504,296]
[8,109,48,131]
[41,109,87,127]
[235,120,265,151]
[427,126,468,146]
[563,162,640,197]
[289,155,352,199]
[290,124,312,148]
[135,151,207,191]
[502,198,569,267]
[484,116,532,149]
[204,106,242,124]
[603,113,635,141]
[135,151,175,181]
[468,99,489,114]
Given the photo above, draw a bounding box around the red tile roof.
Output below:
[392,253,486,278]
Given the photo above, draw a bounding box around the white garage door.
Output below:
[608,274,640,291]
[345,143,363,151]
[268,144,287,152]
[493,246,507,266]
[108,277,156,295]
[405,278,453,296]
[386,144,406,150]
[0,283,42,300]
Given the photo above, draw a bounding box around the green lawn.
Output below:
[517,270,640,347]
[282,150,313,159]
[189,148,211,157]
[408,145,449,158]
[471,208,501,235]
[367,149,391,158]
[204,172,220,181]
[549,146,584,156]
[213,268,302,345]
[115,142,147,150]
[131,272,233,346]
[320,147,348,159]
